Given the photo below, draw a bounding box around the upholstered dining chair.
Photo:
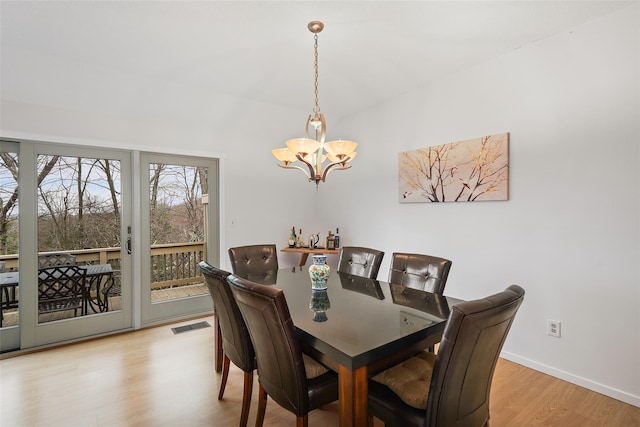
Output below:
[337,246,385,279]
[228,244,279,285]
[227,273,339,427]
[198,262,255,427]
[368,285,525,427]
[388,252,452,294]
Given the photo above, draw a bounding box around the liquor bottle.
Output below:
[288,226,296,248]
[334,228,340,248]
[297,229,304,248]
[326,230,336,250]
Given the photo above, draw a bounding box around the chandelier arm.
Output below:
[321,163,352,182]
[296,154,318,182]
[277,163,312,181]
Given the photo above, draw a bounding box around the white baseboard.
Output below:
[500,351,640,408]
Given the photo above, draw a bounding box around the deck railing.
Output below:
[0,242,206,289]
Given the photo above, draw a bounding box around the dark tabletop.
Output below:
[273,268,460,371]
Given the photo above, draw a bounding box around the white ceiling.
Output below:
[1,1,633,126]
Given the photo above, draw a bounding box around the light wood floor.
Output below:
[1,315,638,427]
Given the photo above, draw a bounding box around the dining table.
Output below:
[215,267,461,427]
[0,264,115,323]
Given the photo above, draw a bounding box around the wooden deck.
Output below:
[0,283,208,327]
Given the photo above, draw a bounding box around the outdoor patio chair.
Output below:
[38,265,87,317]
[38,253,78,269]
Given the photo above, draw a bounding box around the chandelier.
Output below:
[272,21,358,189]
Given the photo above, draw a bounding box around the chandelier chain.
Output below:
[313,33,320,115]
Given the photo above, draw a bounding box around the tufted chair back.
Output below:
[388,253,452,294]
[427,285,524,425]
[199,261,255,427]
[228,244,278,285]
[199,262,255,374]
[368,285,525,427]
[337,246,385,279]
[227,273,338,426]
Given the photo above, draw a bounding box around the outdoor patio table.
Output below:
[0,264,115,324]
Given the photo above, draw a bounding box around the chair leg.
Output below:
[239,370,253,427]
[215,316,223,372]
[219,354,230,400]
[255,384,267,427]
[296,415,308,427]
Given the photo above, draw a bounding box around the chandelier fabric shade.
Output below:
[272,21,358,189]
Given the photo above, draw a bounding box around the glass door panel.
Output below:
[24,143,132,348]
[0,141,20,351]
[149,162,208,303]
[140,153,218,325]
[36,155,123,324]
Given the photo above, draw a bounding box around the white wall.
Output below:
[2,2,638,407]
[320,5,640,405]
[0,95,319,269]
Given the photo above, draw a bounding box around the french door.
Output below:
[0,141,20,351]
[0,141,133,350]
[139,152,219,326]
[0,142,219,351]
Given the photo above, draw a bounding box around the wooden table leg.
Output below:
[338,365,369,427]
[215,314,223,372]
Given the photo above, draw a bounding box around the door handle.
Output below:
[127,226,132,254]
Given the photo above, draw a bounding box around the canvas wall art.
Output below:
[399,133,509,203]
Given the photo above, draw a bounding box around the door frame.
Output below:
[13,141,133,348]
[1,136,223,352]
[138,152,219,327]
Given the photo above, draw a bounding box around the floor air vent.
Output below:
[171,321,211,335]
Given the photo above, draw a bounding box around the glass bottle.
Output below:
[326,230,335,250]
[289,226,296,248]
[334,228,340,248]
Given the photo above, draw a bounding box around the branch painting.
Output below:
[399,133,509,203]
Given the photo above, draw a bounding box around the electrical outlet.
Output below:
[547,319,561,338]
